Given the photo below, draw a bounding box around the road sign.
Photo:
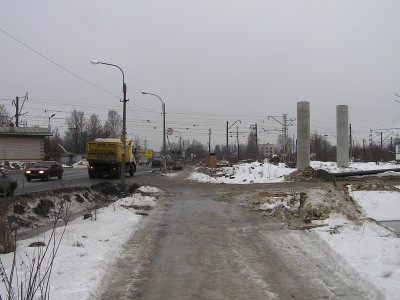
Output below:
[166,128,174,135]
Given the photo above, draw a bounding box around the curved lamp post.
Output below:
[91,60,128,186]
[48,113,55,130]
[141,91,166,173]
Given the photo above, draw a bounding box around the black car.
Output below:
[25,161,64,181]
[0,168,18,197]
[151,157,161,168]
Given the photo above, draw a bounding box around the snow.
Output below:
[189,160,400,184]
[1,163,400,299]
[0,186,161,300]
[71,159,89,168]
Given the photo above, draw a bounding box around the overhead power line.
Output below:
[0,27,119,99]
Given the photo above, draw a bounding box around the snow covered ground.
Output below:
[1,162,400,299]
[0,186,161,299]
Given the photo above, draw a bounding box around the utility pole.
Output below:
[227,120,241,162]
[250,123,258,161]
[369,128,373,146]
[268,114,295,162]
[349,124,352,161]
[14,96,19,127]
[226,121,228,160]
[12,93,28,127]
[236,126,240,160]
[208,128,211,154]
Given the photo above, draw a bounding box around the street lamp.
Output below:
[47,114,55,160]
[48,113,55,130]
[141,91,166,173]
[91,60,128,186]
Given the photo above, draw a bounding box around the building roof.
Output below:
[0,126,52,137]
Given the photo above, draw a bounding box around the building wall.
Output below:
[0,136,44,161]
[258,143,274,161]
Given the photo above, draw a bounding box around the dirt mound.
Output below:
[252,184,363,229]
[285,166,334,182]
[352,180,400,191]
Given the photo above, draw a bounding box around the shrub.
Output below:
[33,199,55,217]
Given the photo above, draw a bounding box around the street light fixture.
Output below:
[48,114,55,130]
[141,91,166,173]
[91,60,128,186]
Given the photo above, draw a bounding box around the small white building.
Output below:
[258,143,274,161]
[0,126,52,161]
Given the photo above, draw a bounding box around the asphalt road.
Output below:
[10,165,153,195]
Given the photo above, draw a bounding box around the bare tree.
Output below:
[65,110,86,154]
[188,140,207,161]
[0,104,12,126]
[245,131,257,160]
[103,110,122,138]
[310,132,335,161]
[86,113,103,141]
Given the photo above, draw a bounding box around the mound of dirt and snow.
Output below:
[284,166,334,182]
[251,183,363,229]
[0,182,143,232]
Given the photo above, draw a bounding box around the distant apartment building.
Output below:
[258,143,274,161]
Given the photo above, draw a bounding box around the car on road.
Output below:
[24,161,64,181]
[0,168,18,197]
[138,158,150,166]
[151,157,161,168]
[172,159,183,170]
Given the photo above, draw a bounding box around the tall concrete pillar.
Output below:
[336,105,349,167]
[297,101,310,169]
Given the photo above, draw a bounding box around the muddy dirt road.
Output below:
[94,170,379,300]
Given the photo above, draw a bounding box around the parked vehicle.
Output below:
[86,138,136,179]
[0,168,18,196]
[172,159,183,170]
[24,161,64,181]
[138,157,150,166]
[151,157,161,168]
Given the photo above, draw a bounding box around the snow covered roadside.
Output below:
[189,161,400,184]
[0,186,161,300]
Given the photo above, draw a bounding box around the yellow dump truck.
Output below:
[86,138,136,179]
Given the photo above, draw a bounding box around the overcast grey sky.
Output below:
[1,0,400,150]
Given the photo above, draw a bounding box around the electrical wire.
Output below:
[0,27,119,99]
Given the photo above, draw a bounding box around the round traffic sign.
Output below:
[166,128,174,135]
